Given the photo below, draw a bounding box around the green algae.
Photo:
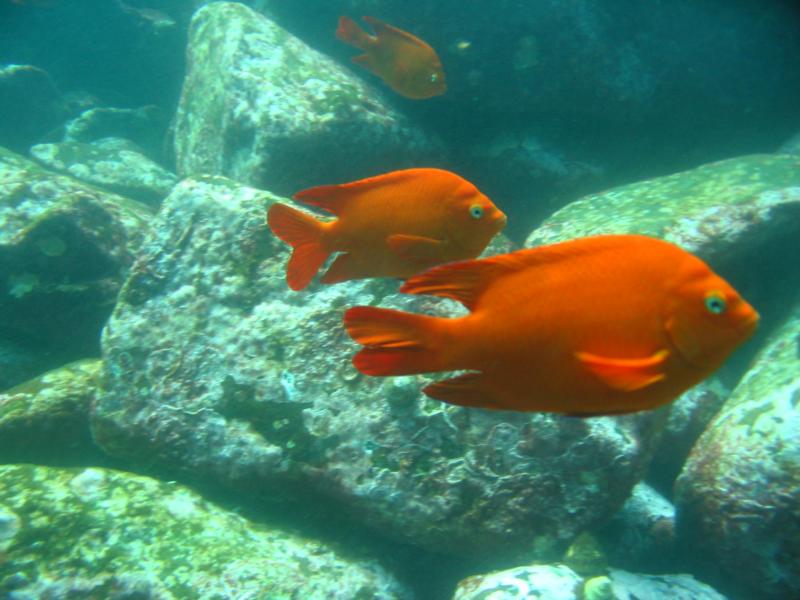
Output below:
[0,464,405,598]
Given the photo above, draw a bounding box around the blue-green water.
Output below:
[1,2,799,599]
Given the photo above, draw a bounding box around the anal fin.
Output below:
[575,349,669,392]
[423,372,497,409]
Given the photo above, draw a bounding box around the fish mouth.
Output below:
[739,311,760,336]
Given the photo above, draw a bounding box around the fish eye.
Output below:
[430,73,438,83]
[704,291,727,315]
[469,204,484,219]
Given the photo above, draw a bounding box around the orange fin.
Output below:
[401,240,630,310]
[400,254,521,309]
[321,253,361,284]
[387,234,445,263]
[344,306,445,375]
[362,15,426,48]
[575,349,669,392]
[336,16,372,49]
[352,54,379,75]
[423,372,496,409]
[293,170,424,216]
[267,203,330,291]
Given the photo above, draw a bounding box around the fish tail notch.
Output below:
[267,203,330,291]
[336,16,371,49]
[344,306,449,376]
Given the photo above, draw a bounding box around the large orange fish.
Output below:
[267,168,506,291]
[344,235,759,415]
[336,16,446,99]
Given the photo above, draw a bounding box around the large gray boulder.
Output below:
[674,303,800,600]
[94,175,663,559]
[0,147,153,390]
[174,2,443,197]
[0,464,410,599]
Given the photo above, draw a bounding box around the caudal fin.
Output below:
[344,306,451,375]
[336,16,371,49]
[267,203,330,291]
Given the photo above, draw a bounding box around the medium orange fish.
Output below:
[267,168,506,291]
[336,16,446,99]
[344,235,759,415]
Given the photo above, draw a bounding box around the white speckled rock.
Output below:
[607,569,726,600]
[175,2,443,196]
[675,303,800,600]
[0,464,410,599]
[30,138,177,206]
[453,564,583,600]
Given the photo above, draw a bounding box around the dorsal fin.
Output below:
[361,16,429,48]
[400,236,638,310]
[399,249,538,310]
[292,169,439,215]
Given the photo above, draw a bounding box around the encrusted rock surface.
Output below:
[525,154,800,255]
[674,304,800,600]
[0,464,410,599]
[174,2,443,197]
[94,175,663,559]
[0,147,153,390]
[0,360,103,465]
[31,137,177,206]
[451,564,725,600]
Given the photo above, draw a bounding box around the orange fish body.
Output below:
[267,168,506,291]
[336,16,446,99]
[344,235,759,415]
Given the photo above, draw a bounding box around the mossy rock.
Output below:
[525,154,800,250]
[0,359,106,466]
[0,464,409,599]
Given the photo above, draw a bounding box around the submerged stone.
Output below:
[0,360,104,465]
[0,65,65,153]
[30,137,178,206]
[0,147,153,389]
[675,304,800,600]
[0,464,409,599]
[174,2,443,197]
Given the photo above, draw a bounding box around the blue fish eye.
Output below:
[704,291,727,315]
[469,204,484,219]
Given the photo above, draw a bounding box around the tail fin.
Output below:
[343,306,452,376]
[267,203,330,291]
[336,16,371,49]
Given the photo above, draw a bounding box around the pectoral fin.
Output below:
[387,234,446,263]
[576,349,669,392]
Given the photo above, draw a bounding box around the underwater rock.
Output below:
[0,64,65,153]
[62,105,170,164]
[0,147,153,390]
[646,379,730,495]
[0,360,104,466]
[30,137,178,206]
[174,2,443,197]
[0,464,410,599]
[777,130,800,155]
[453,563,583,599]
[674,305,800,600]
[451,564,724,599]
[526,154,800,254]
[95,175,663,559]
[594,482,677,574]
[606,569,726,600]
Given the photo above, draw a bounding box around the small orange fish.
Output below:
[344,235,759,415]
[336,16,446,99]
[267,168,506,291]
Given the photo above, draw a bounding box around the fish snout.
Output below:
[493,210,508,229]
